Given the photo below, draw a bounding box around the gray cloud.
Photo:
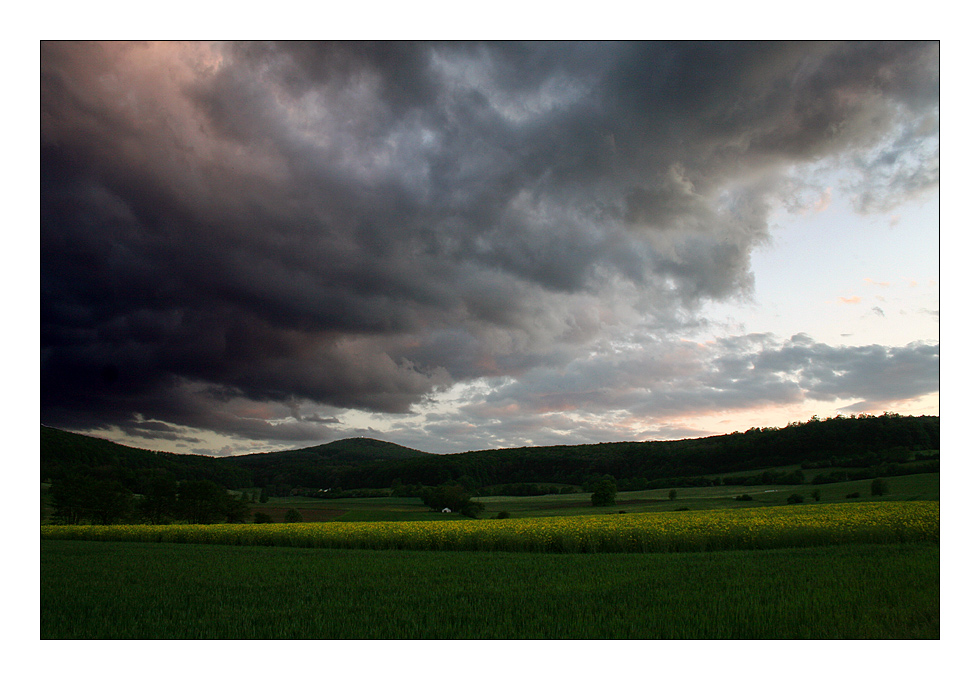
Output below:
[393,334,939,452]
[41,41,939,450]
[473,333,940,418]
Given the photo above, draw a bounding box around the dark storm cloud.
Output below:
[41,41,939,444]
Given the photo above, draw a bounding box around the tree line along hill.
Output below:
[42,413,938,502]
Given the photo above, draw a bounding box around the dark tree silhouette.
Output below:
[591,479,617,507]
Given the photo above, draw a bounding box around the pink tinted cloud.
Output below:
[812,187,833,212]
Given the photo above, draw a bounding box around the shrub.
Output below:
[736,494,753,501]
[787,494,804,505]
[811,490,821,502]
[460,503,484,519]
[812,471,848,485]
[253,512,273,524]
[420,484,483,516]
[496,511,510,519]
[284,509,303,523]
[591,479,617,507]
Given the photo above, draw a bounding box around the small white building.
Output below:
[442,507,452,513]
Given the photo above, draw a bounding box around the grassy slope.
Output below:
[41,540,939,639]
[247,472,939,522]
[42,471,937,524]
[250,496,460,523]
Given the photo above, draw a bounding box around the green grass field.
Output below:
[249,472,938,522]
[41,473,939,639]
[254,495,463,523]
[482,471,939,515]
[40,540,938,639]
[41,472,938,524]
[41,501,938,554]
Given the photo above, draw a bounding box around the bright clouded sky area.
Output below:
[40,40,939,456]
[710,192,938,348]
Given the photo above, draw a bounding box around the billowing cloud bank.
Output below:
[41,41,939,454]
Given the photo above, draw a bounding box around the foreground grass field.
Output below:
[40,540,939,639]
[41,489,939,639]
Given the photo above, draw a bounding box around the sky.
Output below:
[39,41,939,456]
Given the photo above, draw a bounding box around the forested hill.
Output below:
[233,437,428,464]
[40,427,427,493]
[41,425,252,490]
[42,414,938,495]
[228,438,429,489]
[307,414,939,491]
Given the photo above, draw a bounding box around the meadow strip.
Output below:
[40,501,938,554]
[42,541,940,639]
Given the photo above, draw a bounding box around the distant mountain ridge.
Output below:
[233,437,429,463]
[41,414,939,495]
[41,427,430,490]
[320,438,424,458]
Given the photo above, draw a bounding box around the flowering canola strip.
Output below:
[41,501,938,554]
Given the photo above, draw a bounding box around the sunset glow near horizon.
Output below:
[40,41,939,456]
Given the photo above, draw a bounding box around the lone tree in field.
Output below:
[284,508,303,523]
[871,478,889,496]
[419,484,485,518]
[591,479,617,507]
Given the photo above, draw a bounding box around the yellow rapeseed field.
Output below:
[41,501,938,554]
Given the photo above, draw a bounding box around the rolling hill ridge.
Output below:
[42,414,938,496]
